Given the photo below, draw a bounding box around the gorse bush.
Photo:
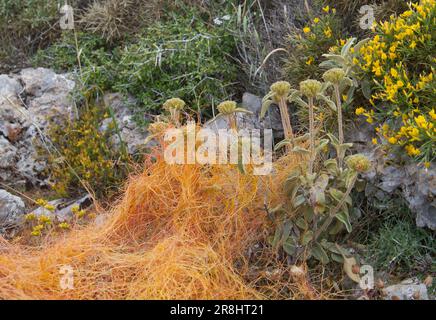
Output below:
[355,0,436,164]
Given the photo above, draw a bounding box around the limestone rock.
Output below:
[0,189,26,235]
[383,278,429,300]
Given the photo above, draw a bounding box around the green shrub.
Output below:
[33,7,239,125]
[112,13,238,124]
[0,0,92,72]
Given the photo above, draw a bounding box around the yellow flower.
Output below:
[415,115,429,129]
[31,224,44,236]
[77,210,86,218]
[372,138,378,145]
[44,204,56,212]
[58,222,70,230]
[324,27,332,38]
[424,162,431,169]
[355,107,366,116]
[303,26,311,33]
[390,68,398,78]
[38,215,52,225]
[409,41,417,49]
[314,17,320,24]
[36,199,47,207]
[388,137,398,144]
[366,116,374,124]
[429,109,436,121]
[323,6,330,13]
[306,56,314,65]
[405,144,421,156]
[25,213,36,221]
[407,127,420,140]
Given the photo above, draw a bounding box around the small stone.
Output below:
[383,280,429,300]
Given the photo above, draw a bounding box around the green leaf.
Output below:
[293,194,306,208]
[326,133,339,146]
[315,139,330,154]
[296,217,308,230]
[341,38,356,57]
[286,170,300,183]
[260,99,274,119]
[316,94,337,112]
[353,38,370,54]
[289,95,308,108]
[361,79,372,100]
[271,224,282,249]
[291,146,310,154]
[301,230,313,245]
[283,238,297,255]
[303,206,314,222]
[281,221,292,244]
[293,133,310,143]
[328,219,344,235]
[234,108,253,115]
[274,139,292,151]
[324,159,338,175]
[336,211,352,233]
[338,142,353,153]
[329,188,345,203]
[322,54,346,65]
[331,253,344,263]
[311,243,330,264]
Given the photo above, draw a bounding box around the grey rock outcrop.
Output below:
[0,68,75,187]
[0,189,26,235]
[100,93,149,154]
[348,121,436,230]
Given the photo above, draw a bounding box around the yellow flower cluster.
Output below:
[47,105,129,198]
[355,0,435,162]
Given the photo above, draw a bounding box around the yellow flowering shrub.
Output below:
[355,0,435,162]
[46,105,130,198]
[284,5,344,86]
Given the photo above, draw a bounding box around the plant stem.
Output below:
[312,174,357,242]
[308,97,315,175]
[228,114,237,132]
[334,84,344,168]
[278,98,294,153]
